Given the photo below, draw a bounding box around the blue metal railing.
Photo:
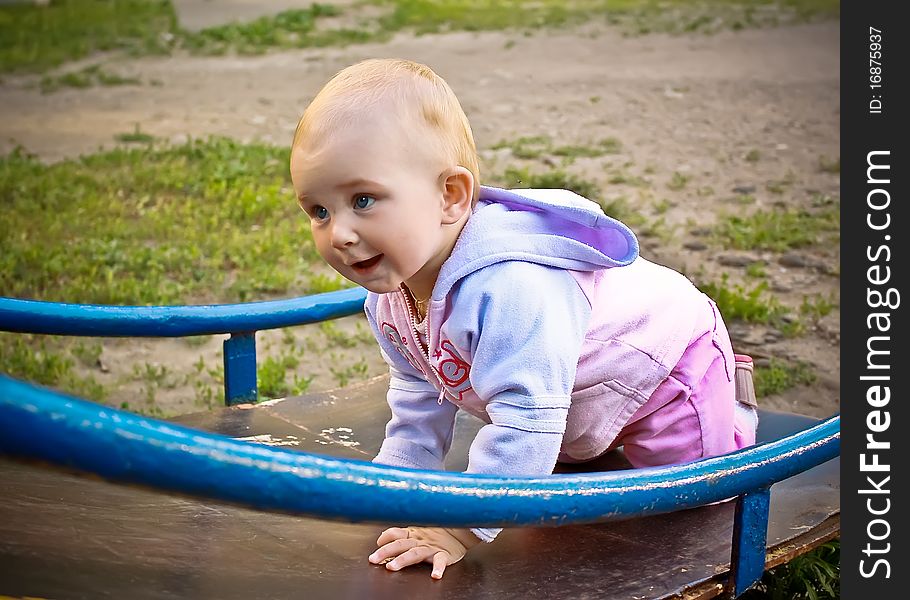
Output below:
[0,290,367,404]
[0,291,840,597]
[0,290,368,337]
[0,374,840,524]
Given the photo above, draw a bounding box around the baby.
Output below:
[289,58,758,579]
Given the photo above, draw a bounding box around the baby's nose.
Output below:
[330,221,358,248]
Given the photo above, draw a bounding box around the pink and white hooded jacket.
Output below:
[364,187,746,532]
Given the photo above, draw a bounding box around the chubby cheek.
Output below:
[311,232,339,268]
[400,230,436,263]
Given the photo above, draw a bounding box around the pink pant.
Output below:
[608,301,757,468]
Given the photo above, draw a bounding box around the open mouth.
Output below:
[351,254,383,272]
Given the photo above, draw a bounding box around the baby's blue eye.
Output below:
[353,195,375,210]
[313,206,329,220]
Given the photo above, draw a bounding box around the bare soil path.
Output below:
[0,12,840,418]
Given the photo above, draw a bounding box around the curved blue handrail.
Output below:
[0,290,840,596]
[0,374,840,527]
[0,288,367,337]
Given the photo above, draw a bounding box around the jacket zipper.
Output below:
[400,287,447,405]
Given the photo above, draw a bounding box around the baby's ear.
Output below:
[440,167,474,225]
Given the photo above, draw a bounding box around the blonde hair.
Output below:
[292,58,480,201]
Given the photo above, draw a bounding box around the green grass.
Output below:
[113,124,156,144]
[637,215,675,242]
[713,203,840,252]
[608,170,650,187]
[0,333,106,401]
[39,63,141,93]
[753,357,816,397]
[258,348,313,399]
[491,166,651,226]
[1,0,841,75]
[376,0,838,37]
[743,540,839,599]
[375,0,609,34]
[1,138,342,406]
[0,138,333,305]
[491,135,550,159]
[667,171,691,190]
[132,361,179,406]
[0,0,177,74]
[554,141,623,159]
[329,355,369,387]
[745,261,767,279]
[697,274,787,325]
[492,135,623,161]
[319,321,362,349]
[192,359,224,409]
[698,273,805,337]
[496,166,602,202]
[179,3,375,56]
[606,0,839,35]
[307,272,350,295]
[799,293,837,321]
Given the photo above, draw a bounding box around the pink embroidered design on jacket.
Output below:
[381,322,423,374]
[435,340,472,400]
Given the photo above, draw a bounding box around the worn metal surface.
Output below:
[0,376,839,599]
[0,461,743,600]
[673,514,839,600]
[0,374,839,527]
[0,288,366,337]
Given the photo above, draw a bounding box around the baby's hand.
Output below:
[368,526,480,579]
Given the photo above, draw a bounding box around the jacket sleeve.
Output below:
[364,294,458,471]
[446,262,592,541]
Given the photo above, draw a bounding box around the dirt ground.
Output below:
[0,9,840,418]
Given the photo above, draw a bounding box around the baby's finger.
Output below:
[376,527,410,546]
[385,546,438,572]
[369,537,418,565]
[431,552,449,579]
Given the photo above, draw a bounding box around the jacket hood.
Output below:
[433,186,639,300]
